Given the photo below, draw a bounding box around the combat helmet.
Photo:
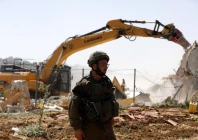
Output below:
[88,51,109,67]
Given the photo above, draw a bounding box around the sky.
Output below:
[0,0,198,90]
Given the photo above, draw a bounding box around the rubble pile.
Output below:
[114,107,189,127]
[0,80,34,112]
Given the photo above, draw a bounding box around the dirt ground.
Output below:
[0,107,198,140]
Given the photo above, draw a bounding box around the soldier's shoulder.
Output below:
[103,75,112,83]
[76,75,91,86]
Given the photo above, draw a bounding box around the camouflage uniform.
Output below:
[69,72,119,140]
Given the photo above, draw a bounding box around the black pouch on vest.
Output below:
[101,101,112,122]
[112,101,119,117]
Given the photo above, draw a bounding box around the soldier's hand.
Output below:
[75,129,84,140]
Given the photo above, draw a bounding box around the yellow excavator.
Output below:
[0,19,190,99]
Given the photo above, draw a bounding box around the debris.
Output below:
[167,108,181,112]
[143,110,159,118]
[6,105,26,113]
[134,114,145,119]
[1,80,32,111]
[114,116,125,121]
[128,107,141,112]
[43,104,64,112]
[166,119,178,126]
[56,114,68,120]
[127,113,135,120]
[135,92,152,106]
[11,127,19,136]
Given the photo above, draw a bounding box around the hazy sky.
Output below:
[0,0,197,87]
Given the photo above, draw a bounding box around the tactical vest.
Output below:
[72,74,119,122]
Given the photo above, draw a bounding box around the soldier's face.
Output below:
[97,59,109,73]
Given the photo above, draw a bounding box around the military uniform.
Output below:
[69,72,119,140]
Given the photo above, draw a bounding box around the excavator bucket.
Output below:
[112,76,127,99]
[168,28,191,50]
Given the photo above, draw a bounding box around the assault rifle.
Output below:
[83,99,108,139]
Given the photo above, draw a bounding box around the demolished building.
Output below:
[147,41,198,103]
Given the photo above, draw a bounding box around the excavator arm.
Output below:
[40,19,190,82]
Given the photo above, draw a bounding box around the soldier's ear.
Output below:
[92,63,97,70]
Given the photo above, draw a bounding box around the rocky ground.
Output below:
[0,106,198,140]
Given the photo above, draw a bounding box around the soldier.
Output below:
[69,51,119,140]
